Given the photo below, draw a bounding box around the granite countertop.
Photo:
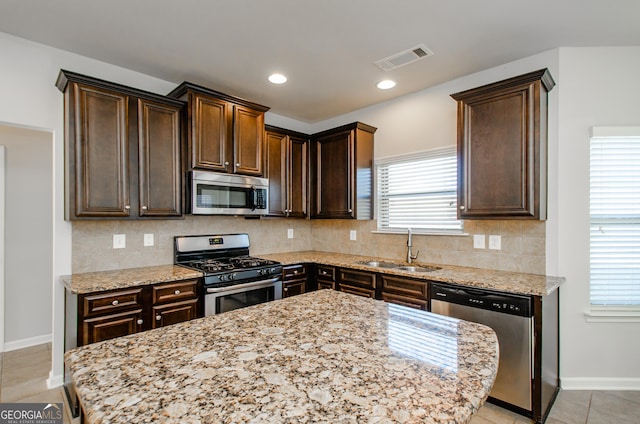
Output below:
[258,251,564,296]
[62,264,203,294]
[65,289,499,424]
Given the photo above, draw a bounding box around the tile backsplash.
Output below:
[72,217,546,275]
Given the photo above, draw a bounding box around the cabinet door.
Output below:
[152,298,198,329]
[81,308,144,345]
[233,105,264,175]
[314,130,354,218]
[265,131,287,216]
[288,137,308,217]
[137,99,182,216]
[192,93,230,171]
[381,292,428,310]
[72,83,130,217]
[283,280,306,298]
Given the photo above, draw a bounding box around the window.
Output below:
[589,127,640,307]
[376,146,462,233]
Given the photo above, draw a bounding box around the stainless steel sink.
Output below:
[393,265,441,273]
[356,261,440,273]
[357,260,402,268]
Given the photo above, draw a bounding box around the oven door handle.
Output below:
[206,277,280,294]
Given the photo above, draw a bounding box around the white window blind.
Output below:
[590,129,640,306]
[377,146,462,233]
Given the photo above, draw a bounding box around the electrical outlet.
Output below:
[350,230,357,241]
[489,235,502,250]
[473,234,485,249]
[144,233,154,247]
[113,234,126,249]
[287,228,294,239]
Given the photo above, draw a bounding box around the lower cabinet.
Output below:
[282,264,307,298]
[76,278,201,346]
[379,274,428,310]
[315,265,336,290]
[338,268,376,298]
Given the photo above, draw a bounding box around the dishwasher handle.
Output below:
[430,283,532,317]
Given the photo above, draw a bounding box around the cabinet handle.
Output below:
[236,163,240,167]
[174,290,181,295]
[224,161,229,166]
[112,300,119,306]
[321,271,328,275]
[156,315,161,321]
[348,209,353,213]
[459,206,465,210]
[283,287,289,292]
[293,270,298,274]
[141,206,148,210]
[137,319,143,325]
[124,205,131,210]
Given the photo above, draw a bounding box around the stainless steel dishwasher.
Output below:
[430,283,533,412]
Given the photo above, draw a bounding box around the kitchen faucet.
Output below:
[406,228,419,264]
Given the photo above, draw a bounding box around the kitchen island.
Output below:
[65,289,499,423]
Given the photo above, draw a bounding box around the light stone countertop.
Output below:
[61,264,203,294]
[65,289,499,424]
[258,251,564,296]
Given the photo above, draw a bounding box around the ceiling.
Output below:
[1,0,639,123]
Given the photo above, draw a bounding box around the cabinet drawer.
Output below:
[380,275,427,299]
[381,292,428,311]
[283,280,306,297]
[82,288,144,317]
[81,308,144,345]
[152,279,198,304]
[338,268,376,289]
[317,281,336,290]
[340,284,375,299]
[316,265,335,281]
[152,298,199,329]
[283,264,307,281]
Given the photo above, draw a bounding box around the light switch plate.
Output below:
[287,229,294,239]
[489,235,502,250]
[350,230,357,241]
[144,233,154,247]
[113,234,126,249]
[473,234,485,249]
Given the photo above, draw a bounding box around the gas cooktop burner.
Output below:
[185,256,277,274]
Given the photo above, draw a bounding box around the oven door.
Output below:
[204,278,282,316]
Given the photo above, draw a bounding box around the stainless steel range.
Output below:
[174,234,282,316]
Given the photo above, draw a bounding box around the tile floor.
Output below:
[1,343,638,424]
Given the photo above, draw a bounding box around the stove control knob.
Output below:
[271,267,279,275]
[219,275,227,282]
[230,273,237,280]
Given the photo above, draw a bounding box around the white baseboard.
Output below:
[561,377,640,390]
[47,371,64,389]
[3,333,52,352]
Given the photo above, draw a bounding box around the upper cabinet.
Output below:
[310,122,376,219]
[264,125,309,218]
[56,70,184,220]
[168,82,269,176]
[451,69,555,220]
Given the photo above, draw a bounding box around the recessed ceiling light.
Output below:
[377,80,396,90]
[268,73,287,84]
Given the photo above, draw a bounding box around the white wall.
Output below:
[556,47,640,389]
[0,125,52,348]
[0,31,183,388]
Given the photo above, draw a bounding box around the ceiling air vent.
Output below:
[374,44,434,71]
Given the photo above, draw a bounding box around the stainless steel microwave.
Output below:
[188,171,269,215]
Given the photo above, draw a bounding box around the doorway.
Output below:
[0,124,53,351]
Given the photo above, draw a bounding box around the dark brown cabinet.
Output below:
[75,278,201,346]
[264,126,308,217]
[78,288,145,346]
[282,264,307,298]
[56,70,184,220]
[150,279,199,329]
[315,265,336,290]
[310,122,376,219]
[168,82,269,176]
[338,268,376,298]
[380,274,428,310]
[451,69,555,220]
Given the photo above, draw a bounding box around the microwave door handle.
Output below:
[250,186,257,211]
